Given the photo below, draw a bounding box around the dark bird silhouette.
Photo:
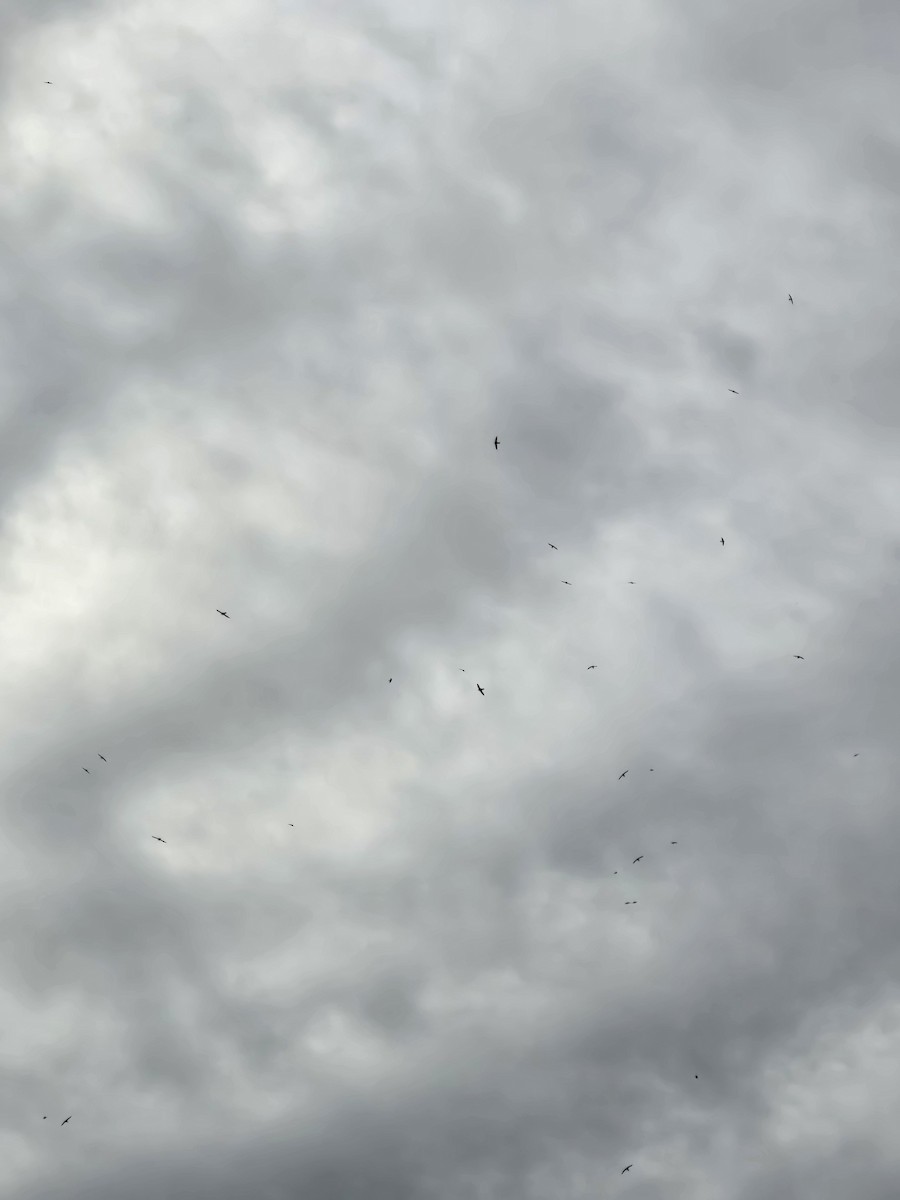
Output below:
[561,580,572,585]
[151,836,166,843]
[388,678,392,683]
[622,1164,632,1174]
[695,1074,699,1079]
[548,543,557,549]
[288,823,294,826]
[853,753,859,756]
[216,609,230,618]
[587,664,597,669]
[793,655,804,660]
[618,770,628,780]
[728,389,739,394]
[494,436,499,450]
[476,684,485,695]
[61,1117,71,1126]
[98,754,106,762]
[627,580,635,584]
[632,855,643,863]
[720,537,725,546]
[43,1116,46,1119]
[788,294,793,304]
[459,668,465,672]
[82,768,89,773]
[671,841,677,844]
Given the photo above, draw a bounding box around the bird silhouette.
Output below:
[216,609,230,618]
[720,537,725,547]
[793,655,805,660]
[587,664,597,670]
[61,1117,71,1126]
[494,436,499,450]
[548,543,557,549]
[671,841,677,844]
[853,753,859,756]
[788,294,793,304]
[82,768,89,774]
[561,580,572,585]
[618,770,628,780]
[98,754,106,762]
[388,678,392,683]
[476,684,485,695]
[151,836,166,843]
[632,855,643,864]
[621,1165,632,1174]
[728,388,739,394]
[627,580,635,584]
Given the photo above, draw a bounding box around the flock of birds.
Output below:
[55,297,815,1180]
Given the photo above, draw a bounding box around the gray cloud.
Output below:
[3,1,900,1198]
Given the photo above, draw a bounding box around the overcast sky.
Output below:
[2,1,900,1198]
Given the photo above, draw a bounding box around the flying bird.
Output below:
[621,1164,632,1174]
[61,1117,71,1126]
[82,768,89,774]
[494,436,500,450]
[627,580,635,584]
[561,580,572,585]
[476,684,485,695]
[151,836,166,843]
[388,678,392,683]
[587,665,597,669]
[671,841,677,844]
[720,537,725,546]
[788,294,793,304]
[853,753,859,756]
[216,609,230,618]
[548,543,557,550]
[618,770,628,780]
[98,754,106,762]
[793,655,805,660]
[728,388,739,394]
[632,855,643,864]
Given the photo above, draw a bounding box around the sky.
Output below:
[2,1,900,1197]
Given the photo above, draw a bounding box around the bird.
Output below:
[670,841,677,844]
[98,754,106,762]
[548,543,557,550]
[853,753,859,757]
[632,855,643,864]
[82,768,90,774]
[793,655,805,660]
[621,1164,632,1174]
[627,580,635,584]
[388,678,392,683]
[618,770,628,780]
[720,537,725,546]
[728,388,739,394]
[216,609,230,618]
[587,664,597,670]
[476,684,485,695]
[561,580,572,585]
[61,1117,71,1126]
[459,668,465,672]
[494,436,499,450]
[695,1074,699,1079]
[788,294,793,304]
[151,836,166,843]
[43,1116,46,1119]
